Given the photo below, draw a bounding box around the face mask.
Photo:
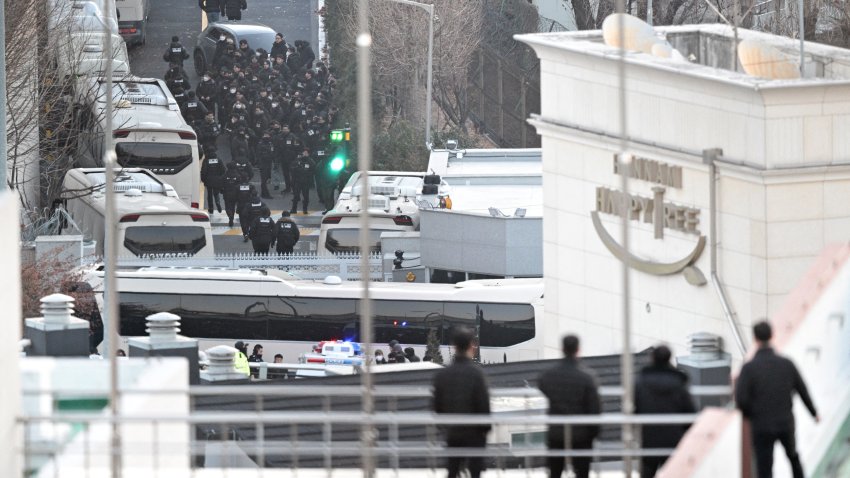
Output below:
[220,36,226,41]
[203,76,210,81]
[271,102,278,107]
[229,88,236,94]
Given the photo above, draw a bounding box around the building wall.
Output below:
[522,29,850,359]
[0,193,21,476]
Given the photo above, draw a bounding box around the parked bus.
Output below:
[75,77,202,208]
[58,168,214,258]
[87,268,543,363]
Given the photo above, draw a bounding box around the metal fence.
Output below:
[116,252,384,281]
[18,384,731,476]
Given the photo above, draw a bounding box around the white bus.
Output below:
[88,268,543,363]
[58,168,214,258]
[75,77,202,208]
[318,171,450,254]
[55,31,130,79]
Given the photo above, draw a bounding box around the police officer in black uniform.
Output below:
[248,207,275,254]
[273,211,300,254]
[255,130,275,199]
[200,145,226,215]
[240,190,266,241]
[197,112,220,156]
[182,91,208,126]
[274,123,298,193]
[164,64,190,94]
[290,148,314,214]
[163,36,190,67]
[196,73,218,115]
[222,162,242,228]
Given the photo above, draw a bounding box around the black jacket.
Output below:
[735,347,817,432]
[200,156,226,189]
[223,0,246,19]
[538,358,601,446]
[199,0,221,12]
[274,218,300,248]
[634,364,695,448]
[432,355,490,444]
[249,216,275,242]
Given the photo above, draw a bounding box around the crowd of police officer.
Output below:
[162,32,339,254]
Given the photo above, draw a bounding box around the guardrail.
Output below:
[116,252,384,281]
[19,384,732,476]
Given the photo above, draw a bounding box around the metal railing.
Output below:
[115,251,384,281]
[18,384,732,476]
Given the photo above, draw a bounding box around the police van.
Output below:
[58,168,214,258]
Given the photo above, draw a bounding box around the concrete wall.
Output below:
[420,209,543,277]
[0,193,21,476]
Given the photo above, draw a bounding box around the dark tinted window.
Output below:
[268,297,357,342]
[238,32,276,52]
[177,294,268,340]
[124,226,206,257]
[325,229,392,253]
[371,300,443,345]
[115,143,193,175]
[443,302,535,347]
[119,292,181,336]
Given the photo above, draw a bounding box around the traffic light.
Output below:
[328,125,352,176]
[329,129,345,143]
[329,154,345,173]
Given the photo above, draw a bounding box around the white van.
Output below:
[75,77,202,208]
[58,168,214,258]
[115,0,149,45]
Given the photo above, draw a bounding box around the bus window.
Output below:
[268,297,357,342]
[119,292,181,336]
[123,226,207,256]
[443,302,535,347]
[115,143,193,174]
[178,294,268,340]
[371,300,443,345]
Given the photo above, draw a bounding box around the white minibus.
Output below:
[58,168,214,258]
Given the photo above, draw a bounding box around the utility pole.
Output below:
[356,0,375,475]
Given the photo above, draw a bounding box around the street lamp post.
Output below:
[387,0,434,150]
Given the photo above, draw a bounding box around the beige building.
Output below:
[518,24,850,359]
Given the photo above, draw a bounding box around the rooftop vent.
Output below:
[368,195,391,211]
[145,312,181,342]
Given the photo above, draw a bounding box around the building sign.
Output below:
[592,156,706,286]
[613,155,683,188]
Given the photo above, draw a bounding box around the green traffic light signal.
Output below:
[329,156,345,173]
[329,130,344,143]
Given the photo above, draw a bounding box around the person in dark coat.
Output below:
[295,40,315,68]
[240,191,266,241]
[200,145,226,215]
[272,211,299,254]
[223,0,246,20]
[270,33,288,59]
[255,130,275,198]
[432,327,490,478]
[538,335,601,478]
[634,345,696,477]
[198,0,221,23]
[163,36,189,67]
[221,162,242,228]
[404,347,420,363]
[735,321,819,478]
[249,207,275,254]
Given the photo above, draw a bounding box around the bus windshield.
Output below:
[115,143,192,174]
[123,226,207,257]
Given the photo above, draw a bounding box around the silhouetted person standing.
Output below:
[634,345,695,477]
[432,328,490,478]
[538,335,600,478]
[735,321,818,478]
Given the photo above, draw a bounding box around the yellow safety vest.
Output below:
[234,351,250,376]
